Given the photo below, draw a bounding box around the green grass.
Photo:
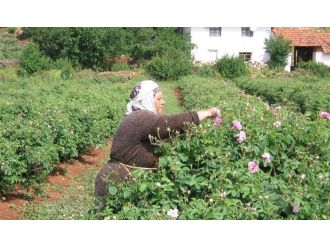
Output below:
[158,81,183,114]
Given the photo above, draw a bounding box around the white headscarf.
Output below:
[126,80,160,115]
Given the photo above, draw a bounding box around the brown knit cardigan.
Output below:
[95,110,200,198]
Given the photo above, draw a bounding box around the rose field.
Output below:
[87,75,330,220]
[0,67,329,220]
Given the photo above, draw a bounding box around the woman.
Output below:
[95,80,220,200]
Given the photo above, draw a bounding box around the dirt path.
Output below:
[0,139,112,220]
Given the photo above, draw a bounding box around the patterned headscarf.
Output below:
[126,80,160,115]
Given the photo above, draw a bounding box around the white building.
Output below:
[185,27,330,72]
[272,28,330,71]
[185,27,271,64]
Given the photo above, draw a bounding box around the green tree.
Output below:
[264,35,292,69]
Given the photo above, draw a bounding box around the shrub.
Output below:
[144,52,193,81]
[298,61,330,78]
[111,62,130,71]
[196,64,217,77]
[264,35,292,69]
[52,58,74,80]
[214,55,247,79]
[8,27,16,34]
[18,42,50,76]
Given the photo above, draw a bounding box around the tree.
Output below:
[264,35,292,69]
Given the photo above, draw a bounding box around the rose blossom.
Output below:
[236,131,246,143]
[292,203,300,213]
[211,108,220,117]
[262,152,271,164]
[214,117,223,127]
[273,121,281,128]
[167,208,179,219]
[231,120,243,131]
[248,161,259,173]
[320,112,330,119]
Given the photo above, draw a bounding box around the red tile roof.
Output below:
[272,27,330,54]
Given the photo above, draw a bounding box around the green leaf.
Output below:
[108,186,118,195]
[123,190,131,199]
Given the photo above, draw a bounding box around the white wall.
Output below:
[190,27,271,63]
[285,53,292,72]
[315,51,330,66]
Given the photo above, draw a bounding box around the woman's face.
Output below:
[154,91,165,113]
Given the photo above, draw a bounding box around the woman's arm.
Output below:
[141,107,220,140]
[197,107,220,121]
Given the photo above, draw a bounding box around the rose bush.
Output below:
[0,71,133,195]
[89,75,329,220]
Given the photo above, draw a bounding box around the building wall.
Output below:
[190,27,272,63]
[315,51,330,66]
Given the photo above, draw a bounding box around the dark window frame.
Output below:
[241,27,254,37]
[239,52,252,61]
[209,27,222,37]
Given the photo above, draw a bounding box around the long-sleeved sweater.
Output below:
[110,110,200,168]
[95,110,200,198]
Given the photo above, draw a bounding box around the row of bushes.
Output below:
[0,72,133,195]
[0,32,24,60]
[17,42,74,79]
[88,75,329,219]
[234,75,330,117]
[21,27,193,71]
[298,61,330,78]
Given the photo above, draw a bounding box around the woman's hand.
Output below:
[197,107,221,121]
[208,107,221,118]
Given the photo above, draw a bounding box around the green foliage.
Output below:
[298,61,330,78]
[0,71,132,195]
[8,28,16,34]
[111,62,130,71]
[196,64,218,78]
[214,55,248,79]
[88,75,329,220]
[18,42,50,76]
[0,32,24,60]
[145,52,193,81]
[22,27,193,71]
[52,58,74,80]
[264,35,292,69]
[234,75,330,116]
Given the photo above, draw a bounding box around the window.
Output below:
[239,52,252,61]
[241,27,253,37]
[209,27,221,37]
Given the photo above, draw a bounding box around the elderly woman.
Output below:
[95,80,219,199]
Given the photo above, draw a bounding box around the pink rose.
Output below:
[292,203,300,213]
[320,112,330,119]
[214,117,223,127]
[231,120,243,131]
[236,131,246,143]
[167,208,179,219]
[262,152,271,164]
[248,161,259,173]
[211,108,220,117]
